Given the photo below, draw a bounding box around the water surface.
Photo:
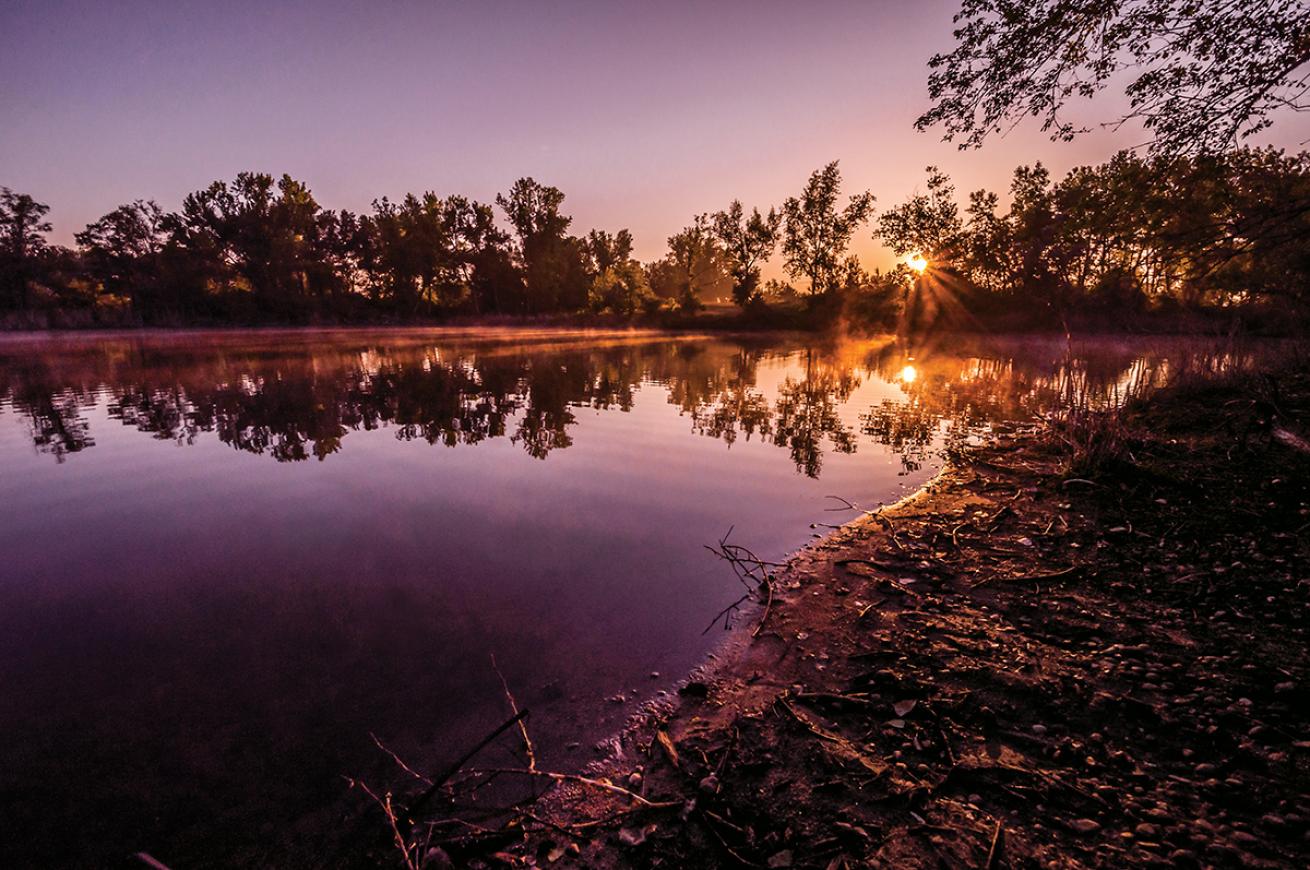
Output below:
[0,328,1242,866]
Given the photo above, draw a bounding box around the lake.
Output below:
[0,328,1242,866]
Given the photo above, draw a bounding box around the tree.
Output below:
[781,163,875,297]
[581,229,651,315]
[711,201,781,306]
[169,173,329,319]
[581,229,634,276]
[918,0,1310,155]
[875,167,964,266]
[363,193,457,312]
[443,195,517,313]
[663,215,728,311]
[497,178,588,312]
[0,188,53,309]
[76,201,168,313]
[589,261,653,315]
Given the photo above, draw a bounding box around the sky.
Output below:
[4,0,1309,273]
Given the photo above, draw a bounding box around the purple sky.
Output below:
[4,0,1309,272]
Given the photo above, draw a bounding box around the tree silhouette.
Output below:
[76,201,168,315]
[497,178,589,312]
[0,188,53,310]
[781,163,875,297]
[919,0,1310,155]
[711,201,781,307]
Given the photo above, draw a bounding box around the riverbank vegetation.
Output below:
[3,147,1308,333]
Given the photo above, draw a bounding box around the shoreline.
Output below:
[412,370,1310,868]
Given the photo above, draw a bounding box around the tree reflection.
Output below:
[0,333,1251,475]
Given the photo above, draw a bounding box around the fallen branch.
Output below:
[705,527,776,637]
[490,653,536,771]
[403,709,530,826]
[370,732,433,786]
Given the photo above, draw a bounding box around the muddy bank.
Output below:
[393,370,1310,869]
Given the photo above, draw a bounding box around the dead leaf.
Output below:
[655,729,679,769]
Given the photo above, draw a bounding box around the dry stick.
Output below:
[705,528,776,637]
[490,653,536,772]
[370,732,434,786]
[348,777,419,870]
[971,564,1082,589]
[134,854,174,870]
[702,591,753,635]
[984,819,1004,870]
[468,768,680,808]
[824,494,877,515]
[403,709,529,825]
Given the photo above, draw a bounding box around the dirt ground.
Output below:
[402,374,1310,869]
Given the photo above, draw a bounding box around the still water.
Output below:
[0,328,1228,866]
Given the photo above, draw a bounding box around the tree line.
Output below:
[3,147,1308,330]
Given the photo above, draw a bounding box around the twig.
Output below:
[984,819,1004,870]
[347,777,419,870]
[134,855,174,870]
[490,653,536,771]
[971,565,1082,588]
[469,768,680,808]
[824,494,876,515]
[404,709,530,824]
[706,528,776,637]
[370,732,433,785]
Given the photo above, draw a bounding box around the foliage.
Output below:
[876,150,1310,324]
[781,162,875,297]
[2,150,1308,329]
[1,187,54,310]
[919,0,1310,155]
[711,201,781,306]
[657,215,730,311]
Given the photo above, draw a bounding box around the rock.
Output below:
[678,681,709,698]
[1031,723,1048,735]
[767,850,794,868]
[1167,848,1199,868]
[1070,818,1102,834]
[698,773,720,795]
[892,699,918,717]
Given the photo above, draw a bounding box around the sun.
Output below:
[899,364,918,384]
[906,253,929,274]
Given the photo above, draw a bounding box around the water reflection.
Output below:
[0,330,1254,475]
[0,329,1273,867]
